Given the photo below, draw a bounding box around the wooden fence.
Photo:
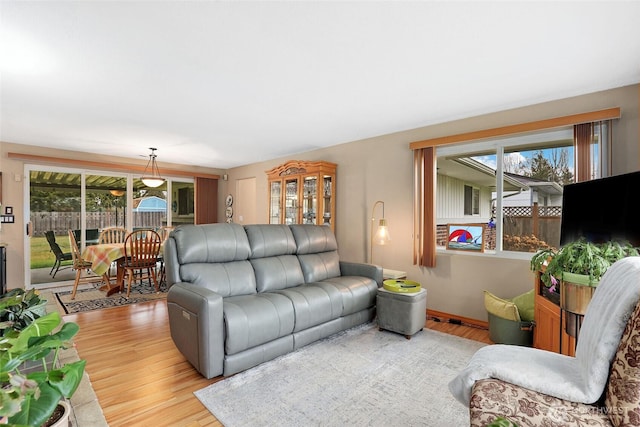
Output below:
[31,211,166,237]
[436,203,562,251]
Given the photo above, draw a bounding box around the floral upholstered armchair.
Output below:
[449,257,640,426]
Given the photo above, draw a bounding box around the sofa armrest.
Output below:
[167,282,225,379]
[340,261,383,287]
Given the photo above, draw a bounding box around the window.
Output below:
[412,112,616,266]
[464,185,480,216]
[437,127,581,254]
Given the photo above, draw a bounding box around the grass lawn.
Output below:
[31,235,73,269]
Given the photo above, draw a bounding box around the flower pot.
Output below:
[560,272,598,315]
[43,400,71,427]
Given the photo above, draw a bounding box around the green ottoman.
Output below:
[377,287,427,339]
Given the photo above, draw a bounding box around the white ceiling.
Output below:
[1,1,639,170]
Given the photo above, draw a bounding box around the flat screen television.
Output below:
[560,171,640,247]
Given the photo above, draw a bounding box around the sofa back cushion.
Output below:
[605,300,640,426]
[173,223,251,263]
[245,224,297,258]
[290,225,340,282]
[170,223,256,297]
[245,225,304,292]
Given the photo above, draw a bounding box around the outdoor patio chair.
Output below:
[44,231,72,278]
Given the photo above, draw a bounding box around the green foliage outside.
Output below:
[30,235,72,270]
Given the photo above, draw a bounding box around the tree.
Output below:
[528,148,573,185]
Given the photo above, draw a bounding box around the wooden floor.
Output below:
[65,300,492,426]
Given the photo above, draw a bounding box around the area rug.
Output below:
[54,281,167,314]
[194,323,486,426]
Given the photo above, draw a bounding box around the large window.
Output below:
[412,114,615,266]
[436,127,579,254]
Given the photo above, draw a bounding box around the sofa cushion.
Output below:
[245,224,297,258]
[275,284,344,331]
[250,256,305,292]
[223,293,295,355]
[297,251,341,283]
[316,276,378,316]
[605,300,640,426]
[470,378,612,427]
[290,224,338,254]
[172,223,251,264]
[180,261,257,297]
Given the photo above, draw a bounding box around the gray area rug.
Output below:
[194,323,485,426]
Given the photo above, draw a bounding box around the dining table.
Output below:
[81,243,126,296]
[81,240,165,296]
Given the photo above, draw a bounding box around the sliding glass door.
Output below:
[25,165,193,288]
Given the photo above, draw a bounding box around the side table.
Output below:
[377,287,427,339]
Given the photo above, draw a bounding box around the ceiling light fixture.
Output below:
[140,147,165,188]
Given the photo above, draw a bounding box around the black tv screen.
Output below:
[560,171,640,247]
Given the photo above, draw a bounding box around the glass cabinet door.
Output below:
[284,178,299,224]
[269,181,281,224]
[302,176,317,224]
[322,175,333,226]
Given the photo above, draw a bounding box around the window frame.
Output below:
[410,108,619,267]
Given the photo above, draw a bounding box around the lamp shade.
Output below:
[374,218,391,245]
[141,148,165,187]
[369,200,391,264]
[141,177,164,188]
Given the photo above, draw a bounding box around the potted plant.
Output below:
[0,311,86,426]
[0,289,48,335]
[532,239,639,314]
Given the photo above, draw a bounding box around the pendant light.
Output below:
[141,147,165,188]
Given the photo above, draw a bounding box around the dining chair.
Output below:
[68,229,103,300]
[98,227,128,244]
[156,226,174,286]
[120,229,162,298]
[45,230,73,278]
[98,227,128,278]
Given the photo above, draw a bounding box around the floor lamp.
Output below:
[370,200,391,264]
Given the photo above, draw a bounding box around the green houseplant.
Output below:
[531,239,639,314]
[0,311,86,426]
[0,289,48,335]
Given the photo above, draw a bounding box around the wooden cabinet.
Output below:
[266,160,337,232]
[533,273,576,356]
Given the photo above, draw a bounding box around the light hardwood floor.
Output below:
[65,300,492,426]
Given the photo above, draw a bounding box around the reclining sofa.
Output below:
[164,223,382,379]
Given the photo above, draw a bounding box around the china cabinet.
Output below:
[266,160,337,232]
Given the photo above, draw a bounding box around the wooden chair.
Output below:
[98,227,128,278]
[45,231,72,278]
[120,229,161,298]
[68,229,103,300]
[156,226,174,286]
[98,227,128,244]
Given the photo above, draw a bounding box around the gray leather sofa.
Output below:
[164,223,382,379]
